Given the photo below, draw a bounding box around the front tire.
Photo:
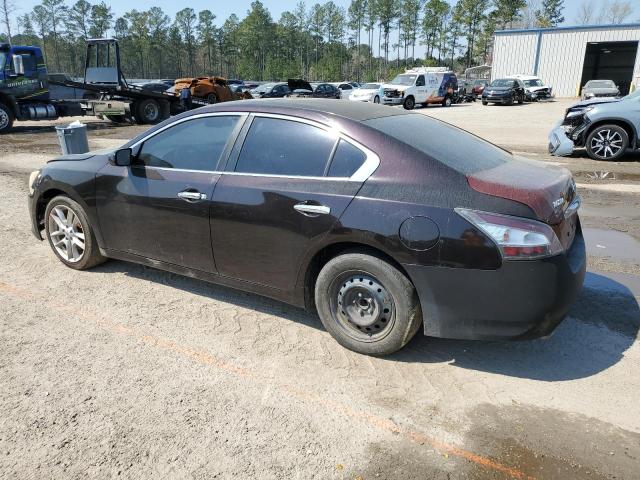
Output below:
[44,196,106,270]
[403,96,415,110]
[0,102,15,133]
[586,125,629,161]
[482,100,488,105]
[442,96,452,107]
[315,253,422,356]
[373,95,380,104]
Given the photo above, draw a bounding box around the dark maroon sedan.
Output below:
[28,99,585,355]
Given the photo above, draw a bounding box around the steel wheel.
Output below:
[330,272,395,342]
[48,205,85,263]
[590,129,624,159]
[206,93,218,104]
[143,102,159,122]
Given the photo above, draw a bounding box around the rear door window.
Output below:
[137,116,239,170]
[235,117,337,177]
[328,140,367,178]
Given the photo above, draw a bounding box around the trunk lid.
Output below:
[467,157,576,226]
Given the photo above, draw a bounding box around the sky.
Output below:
[15,0,640,30]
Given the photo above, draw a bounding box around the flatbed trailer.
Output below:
[0,39,204,133]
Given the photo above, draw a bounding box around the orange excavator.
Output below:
[173,76,252,104]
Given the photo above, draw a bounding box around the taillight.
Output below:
[455,208,564,260]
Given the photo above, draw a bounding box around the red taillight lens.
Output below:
[455,208,564,260]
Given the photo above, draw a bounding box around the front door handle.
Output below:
[178,190,207,202]
[294,202,331,216]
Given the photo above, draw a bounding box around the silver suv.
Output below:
[549,89,640,161]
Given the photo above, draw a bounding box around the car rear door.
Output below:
[209,114,378,291]
[96,114,245,273]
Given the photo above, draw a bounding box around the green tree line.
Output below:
[6,0,566,82]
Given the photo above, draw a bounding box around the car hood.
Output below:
[569,97,621,110]
[584,87,618,95]
[485,86,512,93]
[526,86,549,92]
[382,84,409,91]
[288,79,313,92]
[47,148,114,163]
[467,157,575,225]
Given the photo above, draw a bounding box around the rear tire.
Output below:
[314,253,422,356]
[586,124,629,161]
[403,96,415,110]
[0,102,15,133]
[44,196,106,270]
[442,96,452,107]
[482,100,488,105]
[206,93,218,104]
[135,98,162,125]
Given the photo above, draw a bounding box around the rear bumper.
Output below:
[404,227,586,340]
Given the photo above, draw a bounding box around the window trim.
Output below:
[129,111,380,182]
[226,112,379,182]
[130,112,247,173]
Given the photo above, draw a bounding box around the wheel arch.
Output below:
[34,187,70,237]
[0,92,19,118]
[300,241,414,312]
[585,118,637,149]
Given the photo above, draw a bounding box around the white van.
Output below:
[381,67,458,110]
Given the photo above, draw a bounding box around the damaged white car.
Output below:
[548,89,640,161]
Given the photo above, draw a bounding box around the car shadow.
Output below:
[391,271,640,381]
[568,149,640,162]
[92,262,638,381]
[91,260,324,332]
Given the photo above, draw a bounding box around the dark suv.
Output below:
[482,78,525,105]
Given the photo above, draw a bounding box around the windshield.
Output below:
[523,79,544,87]
[585,80,615,88]
[490,79,515,88]
[362,83,380,89]
[390,74,416,86]
[253,83,275,93]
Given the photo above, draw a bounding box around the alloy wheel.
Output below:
[331,273,395,341]
[0,109,9,130]
[48,205,85,263]
[590,129,624,158]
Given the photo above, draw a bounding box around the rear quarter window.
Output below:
[364,114,512,175]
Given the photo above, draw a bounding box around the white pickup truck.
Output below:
[381,67,458,110]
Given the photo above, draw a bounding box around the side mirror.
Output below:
[112,148,132,166]
[11,54,24,76]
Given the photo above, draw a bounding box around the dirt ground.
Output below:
[1,99,639,480]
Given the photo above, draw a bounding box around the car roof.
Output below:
[196,98,408,122]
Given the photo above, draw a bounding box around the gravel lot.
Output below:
[1,99,639,479]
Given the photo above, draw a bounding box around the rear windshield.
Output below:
[586,80,615,88]
[364,114,512,175]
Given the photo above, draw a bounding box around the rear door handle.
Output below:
[294,202,331,216]
[178,190,207,202]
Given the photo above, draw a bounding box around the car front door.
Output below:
[414,75,426,102]
[96,114,245,272]
[209,114,376,291]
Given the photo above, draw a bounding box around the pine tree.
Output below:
[536,0,564,27]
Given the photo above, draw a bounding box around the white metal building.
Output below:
[492,23,640,97]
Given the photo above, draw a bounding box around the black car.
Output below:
[253,82,290,98]
[482,78,526,105]
[287,79,341,99]
[28,100,585,356]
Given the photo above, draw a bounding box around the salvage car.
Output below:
[348,83,382,103]
[28,99,586,356]
[581,79,619,100]
[471,79,488,97]
[510,75,553,101]
[549,88,639,161]
[251,82,290,98]
[482,78,526,105]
